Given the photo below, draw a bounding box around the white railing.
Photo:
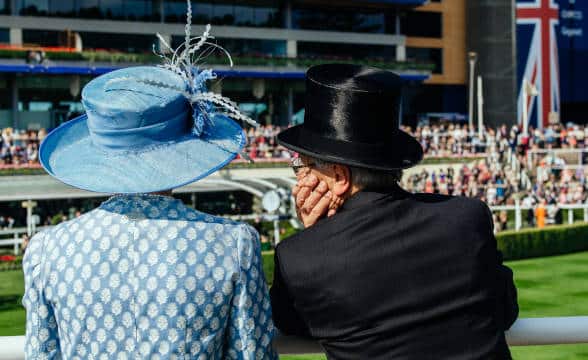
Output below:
[489,203,588,232]
[0,317,587,358]
[0,228,30,255]
[2,202,588,255]
[527,148,588,170]
[0,227,49,255]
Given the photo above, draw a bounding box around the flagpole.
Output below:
[468,52,478,133]
[477,76,484,139]
[522,78,528,136]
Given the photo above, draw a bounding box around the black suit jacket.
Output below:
[271,188,518,360]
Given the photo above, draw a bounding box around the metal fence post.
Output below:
[515,199,522,231]
[13,231,18,255]
[569,209,574,225]
[584,206,588,223]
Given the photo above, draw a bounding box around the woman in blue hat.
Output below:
[22,10,277,359]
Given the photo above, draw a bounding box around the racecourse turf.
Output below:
[1,252,588,358]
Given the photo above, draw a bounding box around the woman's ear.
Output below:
[332,164,351,196]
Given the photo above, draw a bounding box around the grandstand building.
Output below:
[0,0,467,129]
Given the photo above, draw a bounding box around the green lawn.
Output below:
[3,252,588,358]
[0,270,25,336]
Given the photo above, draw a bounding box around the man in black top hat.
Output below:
[271,64,518,359]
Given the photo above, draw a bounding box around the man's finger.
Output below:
[292,184,300,197]
[327,209,337,217]
[301,174,319,188]
[305,191,332,227]
[296,186,312,209]
[302,181,328,212]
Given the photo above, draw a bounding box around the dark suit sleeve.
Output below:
[481,203,519,330]
[270,250,310,336]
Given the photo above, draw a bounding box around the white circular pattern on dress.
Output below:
[100,288,112,304]
[186,250,197,265]
[146,276,158,291]
[177,238,188,252]
[99,236,110,250]
[22,196,276,360]
[196,240,206,253]
[110,300,122,316]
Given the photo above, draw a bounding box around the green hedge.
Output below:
[497,223,588,261]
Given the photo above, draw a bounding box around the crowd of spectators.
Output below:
[402,159,519,207]
[402,123,493,156]
[3,123,588,228]
[4,122,588,165]
[244,125,292,160]
[242,122,588,161]
[0,128,45,166]
[0,216,15,229]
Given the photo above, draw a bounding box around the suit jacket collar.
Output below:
[339,185,410,213]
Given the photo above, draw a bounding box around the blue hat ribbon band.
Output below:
[88,111,189,151]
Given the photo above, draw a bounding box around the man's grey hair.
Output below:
[313,158,403,190]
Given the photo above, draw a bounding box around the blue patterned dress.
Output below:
[22,194,277,359]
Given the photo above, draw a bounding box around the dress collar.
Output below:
[100,193,183,215]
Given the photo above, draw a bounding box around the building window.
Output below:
[171,37,286,58]
[164,0,283,28]
[407,47,443,74]
[401,11,443,38]
[17,0,49,15]
[23,29,61,46]
[49,0,76,17]
[298,42,396,61]
[100,0,156,21]
[79,32,155,53]
[0,28,9,43]
[292,4,390,34]
[15,0,157,20]
[0,0,8,14]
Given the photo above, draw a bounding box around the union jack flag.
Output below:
[517,0,560,129]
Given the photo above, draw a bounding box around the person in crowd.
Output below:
[6,216,14,229]
[499,210,509,231]
[522,193,536,227]
[535,199,547,228]
[22,23,276,359]
[20,234,29,254]
[270,64,518,359]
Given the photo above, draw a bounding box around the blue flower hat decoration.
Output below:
[39,2,257,194]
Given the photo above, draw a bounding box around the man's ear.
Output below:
[332,164,351,196]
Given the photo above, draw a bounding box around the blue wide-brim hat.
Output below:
[40,65,246,194]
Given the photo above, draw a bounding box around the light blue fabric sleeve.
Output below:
[22,231,61,359]
[226,224,278,360]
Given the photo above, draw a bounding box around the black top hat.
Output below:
[277,63,423,170]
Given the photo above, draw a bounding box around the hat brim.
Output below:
[277,125,423,170]
[40,114,245,193]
